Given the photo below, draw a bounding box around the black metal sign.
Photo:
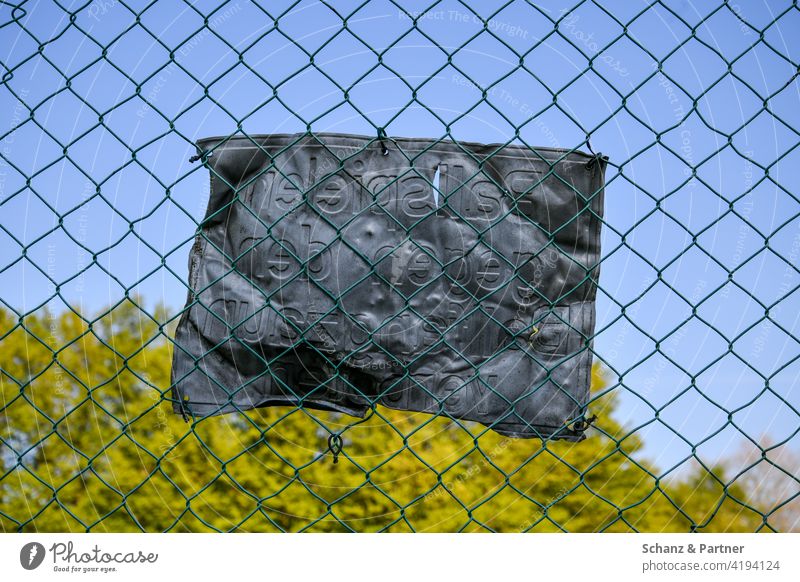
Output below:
[170,132,606,440]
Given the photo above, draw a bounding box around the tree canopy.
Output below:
[0,299,781,532]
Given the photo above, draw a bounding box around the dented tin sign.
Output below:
[170,132,606,440]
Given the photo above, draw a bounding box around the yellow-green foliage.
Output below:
[0,300,764,532]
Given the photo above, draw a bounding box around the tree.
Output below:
[0,300,770,531]
[726,438,800,532]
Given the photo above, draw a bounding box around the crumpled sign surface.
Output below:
[170,133,606,440]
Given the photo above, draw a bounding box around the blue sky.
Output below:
[1,0,799,475]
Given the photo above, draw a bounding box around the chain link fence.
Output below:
[1,0,799,532]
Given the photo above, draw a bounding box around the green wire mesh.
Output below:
[1,0,799,532]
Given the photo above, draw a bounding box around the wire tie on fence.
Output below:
[572,414,597,433]
[377,128,389,156]
[586,135,596,157]
[584,137,606,170]
[180,395,191,423]
[188,150,213,164]
[327,433,344,464]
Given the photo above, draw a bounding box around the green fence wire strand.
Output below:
[1,0,799,532]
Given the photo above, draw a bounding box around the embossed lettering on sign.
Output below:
[171,133,605,440]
